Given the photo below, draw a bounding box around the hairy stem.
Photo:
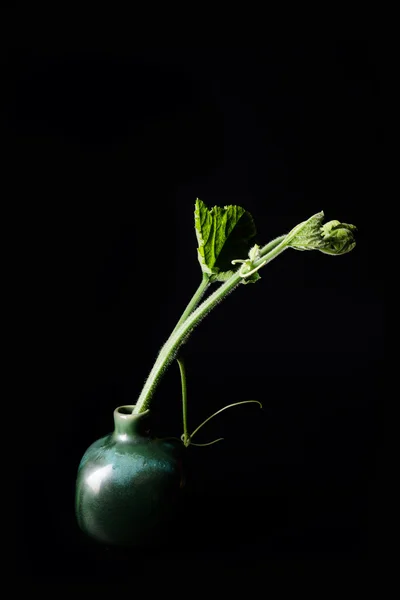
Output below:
[171,273,210,336]
[259,235,287,259]
[133,235,288,414]
[134,275,240,414]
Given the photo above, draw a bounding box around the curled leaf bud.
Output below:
[319,220,357,255]
[285,211,357,255]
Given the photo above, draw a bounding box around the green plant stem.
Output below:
[133,234,288,414]
[176,357,189,446]
[171,273,210,336]
[174,278,209,446]
[259,235,287,259]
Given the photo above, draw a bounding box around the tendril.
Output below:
[231,258,267,278]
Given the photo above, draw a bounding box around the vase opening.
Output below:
[117,406,135,415]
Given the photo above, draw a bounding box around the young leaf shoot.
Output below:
[132,199,357,444]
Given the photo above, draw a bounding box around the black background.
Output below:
[10,42,383,582]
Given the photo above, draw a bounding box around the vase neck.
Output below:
[112,405,151,441]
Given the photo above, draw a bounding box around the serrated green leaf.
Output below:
[194,198,257,281]
[284,211,326,250]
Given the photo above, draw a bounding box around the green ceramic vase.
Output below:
[75,405,185,547]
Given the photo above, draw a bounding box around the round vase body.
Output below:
[75,405,184,547]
